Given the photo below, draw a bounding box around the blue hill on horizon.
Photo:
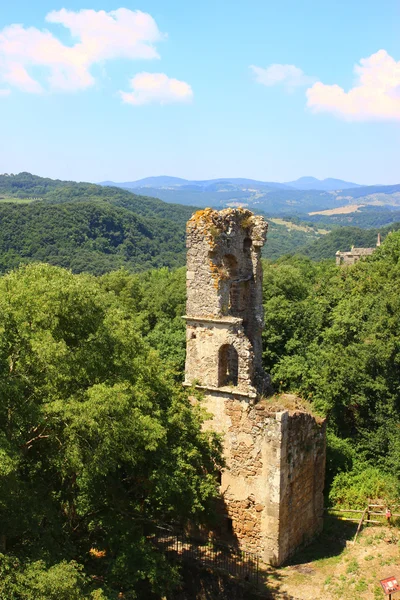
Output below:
[99,175,363,192]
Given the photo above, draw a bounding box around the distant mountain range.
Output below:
[100,175,362,192]
[99,176,400,217]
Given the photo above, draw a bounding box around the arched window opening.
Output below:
[243,237,252,252]
[218,344,239,387]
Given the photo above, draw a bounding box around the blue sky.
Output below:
[0,0,399,184]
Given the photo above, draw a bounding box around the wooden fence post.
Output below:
[353,506,368,543]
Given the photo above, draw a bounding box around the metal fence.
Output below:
[152,531,260,585]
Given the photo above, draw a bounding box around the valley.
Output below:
[100,176,400,224]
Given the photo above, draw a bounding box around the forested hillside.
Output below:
[307,207,400,229]
[0,201,187,274]
[0,172,196,224]
[262,243,400,505]
[0,172,327,269]
[101,175,400,217]
[2,172,400,272]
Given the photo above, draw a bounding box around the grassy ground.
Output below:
[261,518,399,599]
[309,204,363,216]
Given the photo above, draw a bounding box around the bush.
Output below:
[325,432,354,486]
[0,557,90,600]
[329,466,400,508]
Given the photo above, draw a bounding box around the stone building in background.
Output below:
[184,208,326,566]
[336,233,381,266]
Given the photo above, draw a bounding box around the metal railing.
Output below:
[152,530,260,585]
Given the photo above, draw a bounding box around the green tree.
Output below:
[0,263,221,598]
[264,238,400,504]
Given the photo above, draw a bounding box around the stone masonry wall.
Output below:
[184,319,256,395]
[336,247,375,266]
[203,393,326,565]
[278,410,326,563]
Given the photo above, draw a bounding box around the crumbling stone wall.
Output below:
[184,208,326,566]
[203,393,326,565]
[185,318,257,396]
[278,411,326,560]
[185,208,268,391]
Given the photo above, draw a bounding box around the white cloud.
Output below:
[0,88,10,97]
[306,50,400,121]
[250,63,316,89]
[0,8,163,93]
[119,72,193,106]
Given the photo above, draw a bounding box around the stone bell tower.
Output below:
[184,207,269,399]
[184,208,326,566]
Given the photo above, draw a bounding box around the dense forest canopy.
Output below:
[300,223,400,260]
[261,246,400,505]
[0,201,188,274]
[0,172,197,224]
[0,264,221,599]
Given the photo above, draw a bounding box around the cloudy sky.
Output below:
[0,0,399,184]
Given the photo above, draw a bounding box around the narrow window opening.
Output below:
[229,281,240,313]
[243,237,252,251]
[229,280,251,316]
[218,344,239,387]
[226,518,233,535]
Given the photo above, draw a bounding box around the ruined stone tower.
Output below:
[184,208,326,566]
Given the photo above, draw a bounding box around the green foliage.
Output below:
[0,172,196,224]
[8,172,400,270]
[262,220,327,260]
[299,223,400,260]
[262,235,400,504]
[329,468,399,509]
[307,207,400,229]
[0,201,187,275]
[100,267,187,373]
[0,172,202,275]
[0,264,221,597]
[325,432,354,487]
[0,557,89,600]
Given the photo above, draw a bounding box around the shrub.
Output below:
[329,466,400,508]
